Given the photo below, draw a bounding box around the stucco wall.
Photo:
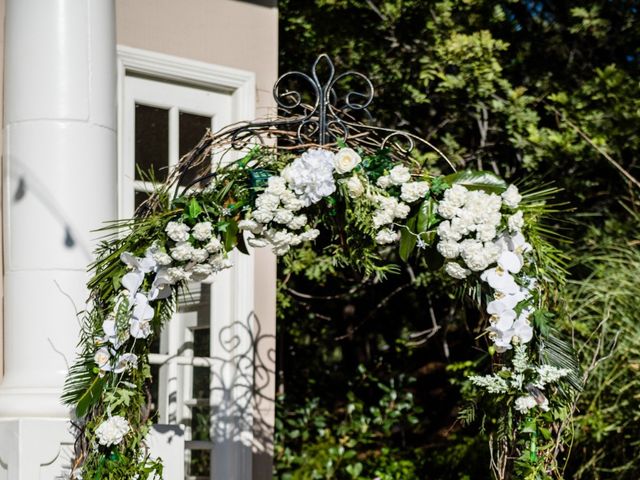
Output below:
[116,0,278,117]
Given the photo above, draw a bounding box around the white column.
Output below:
[0,0,116,474]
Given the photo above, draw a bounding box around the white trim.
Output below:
[116,45,256,219]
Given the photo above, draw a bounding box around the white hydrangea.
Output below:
[288,214,308,230]
[333,147,361,174]
[400,181,430,203]
[346,175,365,198]
[95,416,130,447]
[508,211,524,232]
[389,165,411,185]
[165,221,190,242]
[502,184,522,208]
[282,149,336,206]
[444,262,470,279]
[375,228,400,245]
[170,241,194,262]
[192,222,213,241]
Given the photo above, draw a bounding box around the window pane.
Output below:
[134,190,151,210]
[135,104,169,182]
[193,327,210,358]
[179,112,212,187]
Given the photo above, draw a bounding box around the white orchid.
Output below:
[129,293,154,339]
[481,265,520,294]
[113,353,138,374]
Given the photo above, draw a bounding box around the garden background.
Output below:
[273,1,640,479]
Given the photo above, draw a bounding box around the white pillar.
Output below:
[0,0,116,475]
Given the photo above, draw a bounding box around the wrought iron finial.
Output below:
[273,53,374,145]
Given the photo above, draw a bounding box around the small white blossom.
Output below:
[252,208,274,224]
[299,229,320,242]
[167,267,192,284]
[95,416,130,447]
[376,175,391,189]
[210,256,233,272]
[375,228,400,245]
[255,192,280,211]
[151,251,172,266]
[437,201,458,219]
[534,365,571,388]
[514,395,538,414]
[248,237,269,248]
[502,185,522,208]
[192,222,213,241]
[389,165,411,185]
[191,248,209,263]
[469,374,509,394]
[265,176,287,196]
[394,202,411,219]
[444,262,470,279]
[280,190,306,211]
[333,147,362,174]
[400,181,430,203]
[204,237,223,254]
[165,221,190,242]
[436,240,460,259]
[443,184,468,208]
[190,263,214,282]
[346,175,365,198]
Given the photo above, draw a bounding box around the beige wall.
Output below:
[116,0,278,117]
[116,1,279,477]
[0,0,5,380]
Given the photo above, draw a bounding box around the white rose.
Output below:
[204,236,223,253]
[165,221,190,242]
[389,165,411,185]
[95,416,130,447]
[502,185,522,208]
[288,214,308,230]
[273,208,295,225]
[375,228,400,245]
[400,181,430,203]
[376,175,391,189]
[192,222,213,241]
[333,147,362,174]
[346,175,365,198]
[170,241,194,262]
[444,262,471,279]
[508,211,524,232]
[94,347,111,371]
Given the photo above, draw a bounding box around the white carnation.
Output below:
[437,201,458,219]
[280,190,305,211]
[444,262,470,279]
[437,221,462,242]
[192,222,213,241]
[346,175,365,198]
[375,228,400,245]
[502,184,522,208]
[333,147,362,174]
[376,175,391,189]
[191,248,209,263]
[273,208,295,225]
[252,208,274,224]
[190,263,214,281]
[255,192,280,211]
[400,181,430,203]
[95,416,130,447]
[283,149,336,206]
[167,267,192,283]
[165,221,190,242]
[152,250,172,266]
[210,255,233,272]
[170,241,194,262]
[248,237,269,248]
[443,184,468,208]
[299,229,320,242]
[204,236,223,253]
[394,202,411,219]
[436,240,460,259]
[288,214,308,230]
[266,176,287,196]
[508,211,524,232]
[373,210,394,228]
[476,224,497,242]
[238,219,263,234]
[389,165,411,185]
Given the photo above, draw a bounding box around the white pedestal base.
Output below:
[0,419,73,479]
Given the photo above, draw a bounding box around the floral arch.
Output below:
[63,55,577,479]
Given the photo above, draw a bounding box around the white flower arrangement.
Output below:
[95,416,130,447]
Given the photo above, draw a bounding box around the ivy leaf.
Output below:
[76,375,106,418]
[399,215,418,262]
[443,170,507,194]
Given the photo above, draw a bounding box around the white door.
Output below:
[120,72,255,480]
